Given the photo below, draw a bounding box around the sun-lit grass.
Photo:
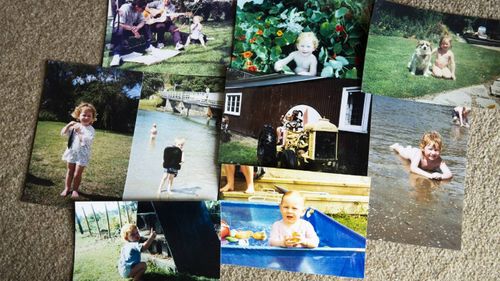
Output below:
[22,121,132,207]
[362,35,500,98]
[218,140,258,165]
[331,213,367,237]
[139,95,164,111]
[103,20,233,77]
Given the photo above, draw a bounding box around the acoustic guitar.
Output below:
[144,8,192,25]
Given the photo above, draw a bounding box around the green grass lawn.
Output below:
[139,95,164,111]
[103,20,233,77]
[218,140,258,165]
[74,235,217,281]
[22,121,132,207]
[362,35,500,98]
[331,213,367,237]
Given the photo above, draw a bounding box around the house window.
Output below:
[339,87,371,133]
[224,93,242,116]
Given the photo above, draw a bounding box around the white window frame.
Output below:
[224,92,242,116]
[338,87,371,134]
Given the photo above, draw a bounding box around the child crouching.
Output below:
[118,224,156,281]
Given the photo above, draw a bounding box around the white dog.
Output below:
[407,40,433,77]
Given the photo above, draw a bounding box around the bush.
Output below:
[38,110,58,121]
[231,0,372,78]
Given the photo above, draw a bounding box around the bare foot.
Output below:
[71,191,79,199]
[244,184,255,194]
[60,189,70,196]
[219,184,234,192]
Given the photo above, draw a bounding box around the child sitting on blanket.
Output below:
[390,131,452,180]
[269,191,319,248]
[185,15,206,48]
[118,224,156,281]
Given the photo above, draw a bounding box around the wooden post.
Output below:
[117,202,123,229]
[76,214,84,235]
[105,203,112,239]
[125,203,131,223]
[81,207,92,237]
[91,204,102,239]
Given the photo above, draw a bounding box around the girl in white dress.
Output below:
[185,16,206,48]
[60,103,97,198]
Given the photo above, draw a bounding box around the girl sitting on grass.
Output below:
[60,102,97,199]
[118,224,156,281]
[432,35,456,80]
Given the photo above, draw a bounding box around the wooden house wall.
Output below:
[225,78,370,176]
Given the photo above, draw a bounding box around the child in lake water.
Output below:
[269,191,319,248]
[60,103,97,198]
[158,137,185,195]
[274,32,319,76]
[452,106,471,127]
[432,35,456,80]
[118,224,156,281]
[390,131,452,180]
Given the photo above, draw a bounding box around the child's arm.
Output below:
[449,51,456,80]
[269,223,286,247]
[409,154,437,179]
[274,52,296,72]
[141,228,157,252]
[301,222,319,248]
[61,121,77,136]
[439,161,453,180]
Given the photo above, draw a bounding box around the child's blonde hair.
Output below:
[419,131,443,151]
[193,15,203,22]
[296,32,319,49]
[175,137,186,146]
[439,35,452,48]
[280,191,305,206]
[71,102,97,123]
[121,223,138,241]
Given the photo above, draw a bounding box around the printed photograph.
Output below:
[219,165,370,277]
[22,61,143,208]
[123,73,224,200]
[103,0,235,77]
[367,95,468,250]
[219,77,372,176]
[228,0,372,80]
[362,0,500,108]
[73,201,219,280]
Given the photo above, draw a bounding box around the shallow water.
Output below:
[123,110,219,200]
[367,96,467,250]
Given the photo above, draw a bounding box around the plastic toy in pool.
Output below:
[221,201,366,278]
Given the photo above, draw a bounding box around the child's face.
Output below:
[79,108,94,126]
[297,38,315,56]
[127,228,140,242]
[194,17,201,24]
[440,39,451,50]
[280,195,305,225]
[176,142,184,149]
[422,144,441,161]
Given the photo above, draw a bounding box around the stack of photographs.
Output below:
[19,0,499,280]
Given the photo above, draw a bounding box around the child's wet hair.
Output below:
[121,223,138,241]
[419,131,443,151]
[296,32,319,49]
[71,102,97,123]
[280,191,305,206]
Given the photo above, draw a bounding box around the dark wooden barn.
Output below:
[224,76,371,176]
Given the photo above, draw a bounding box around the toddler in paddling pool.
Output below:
[60,102,97,199]
[390,131,452,180]
[118,224,156,281]
[269,191,319,248]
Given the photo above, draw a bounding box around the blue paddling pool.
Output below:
[221,201,366,278]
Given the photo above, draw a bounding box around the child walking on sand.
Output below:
[432,35,456,80]
[269,191,319,248]
[118,224,156,281]
[158,138,185,195]
[185,15,206,48]
[390,131,452,180]
[60,103,97,198]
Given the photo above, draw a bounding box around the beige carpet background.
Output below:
[0,0,498,280]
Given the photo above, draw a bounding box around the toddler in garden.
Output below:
[185,15,206,48]
[60,102,97,198]
[269,191,319,248]
[390,131,452,180]
[158,137,185,195]
[118,224,156,281]
[274,32,319,76]
[432,35,456,80]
